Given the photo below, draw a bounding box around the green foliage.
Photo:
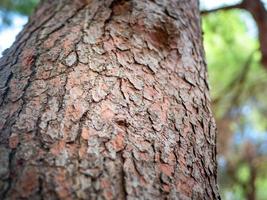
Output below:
[203,10,267,124]
[221,185,245,200]
[0,0,39,28]
[203,9,267,200]
[203,10,259,116]
[0,0,39,15]
[256,176,267,200]
[237,164,250,183]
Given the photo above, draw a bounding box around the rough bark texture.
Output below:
[0,0,220,199]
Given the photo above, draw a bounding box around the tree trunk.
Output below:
[0,0,220,199]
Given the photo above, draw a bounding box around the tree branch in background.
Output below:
[212,50,255,107]
[201,3,243,15]
[202,0,267,69]
[229,50,254,108]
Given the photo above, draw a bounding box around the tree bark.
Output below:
[0,0,220,199]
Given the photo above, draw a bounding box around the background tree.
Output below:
[202,1,267,199]
[0,0,220,199]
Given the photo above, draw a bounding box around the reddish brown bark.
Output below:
[0,0,220,199]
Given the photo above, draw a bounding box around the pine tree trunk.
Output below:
[0,0,220,199]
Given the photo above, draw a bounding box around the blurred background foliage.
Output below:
[0,0,267,199]
[202,4,267,200]
[0,0,38,28]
